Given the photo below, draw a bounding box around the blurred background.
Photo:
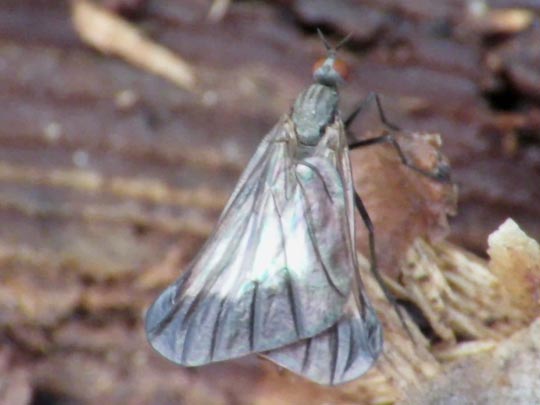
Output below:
[0,0,539,404]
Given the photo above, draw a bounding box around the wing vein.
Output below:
[301,337,312,373]
[295,171,345,297]
[209,297,227,361]
[344,319,356,373]
[181,293,207,363]
[249,281,260,351]
[148,276,189,337]
[298,160,334,203]
[330,322,339,385]
[270,189,289,275]
[284,270,305,338]
[211,298,231,360]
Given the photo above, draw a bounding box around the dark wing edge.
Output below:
[262,293,383,385]
[145,118,356,367]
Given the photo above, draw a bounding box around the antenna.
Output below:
[316,28,332,51]
[316,28,353,52]
[336,32,352,50]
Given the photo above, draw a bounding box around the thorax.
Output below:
[291,83,339,147]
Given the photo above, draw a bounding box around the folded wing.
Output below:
[145,119,358,366]
[263,291,382,385]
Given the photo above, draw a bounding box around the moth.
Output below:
[145,31,445,385]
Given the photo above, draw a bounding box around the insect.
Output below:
[145,30,447,385]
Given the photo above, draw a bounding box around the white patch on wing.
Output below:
[145,118,360,367]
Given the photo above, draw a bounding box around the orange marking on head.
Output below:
[312,57,351,82]
[332,59,350,81]
[312,57,326,74]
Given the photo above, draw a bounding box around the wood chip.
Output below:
[72,0,196,91]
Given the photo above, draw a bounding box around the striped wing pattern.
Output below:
[145,118,372,373]
[263,291,382,385]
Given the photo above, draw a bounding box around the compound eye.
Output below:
[311,57,326,74]
[332,58,350,81]
[312,57,351,82]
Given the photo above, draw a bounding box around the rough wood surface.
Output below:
[1,1,539,404]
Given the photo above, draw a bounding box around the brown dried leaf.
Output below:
[352,130,457,279]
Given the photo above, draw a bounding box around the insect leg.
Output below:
[349,132,450,182]
[345,92,400,132]
[347,93,450,182]
[353,190,415,342]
